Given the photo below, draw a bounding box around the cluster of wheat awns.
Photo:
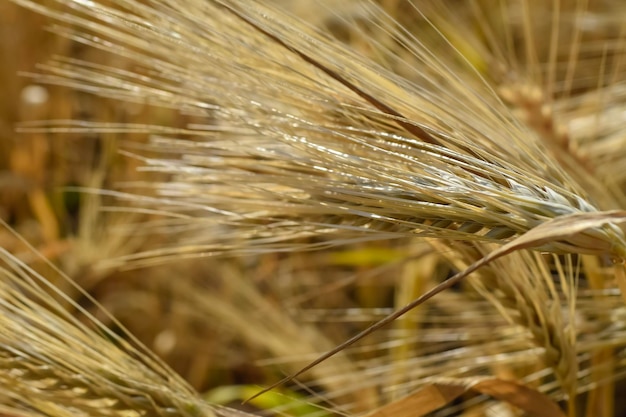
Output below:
[4,0,626,416]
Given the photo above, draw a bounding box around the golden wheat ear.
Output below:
[0,222,261,417]
[12,0,626,268]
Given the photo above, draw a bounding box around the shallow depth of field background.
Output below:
[2,1,626,416]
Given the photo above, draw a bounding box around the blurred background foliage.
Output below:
[2,1,626,416]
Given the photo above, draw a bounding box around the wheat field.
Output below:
[2,0,626,416]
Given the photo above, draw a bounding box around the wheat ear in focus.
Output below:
[12,0,626,265]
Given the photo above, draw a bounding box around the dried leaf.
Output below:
[363,384,465,417]
[364,377,566,417]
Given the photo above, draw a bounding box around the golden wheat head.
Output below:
[11,0,626,268]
